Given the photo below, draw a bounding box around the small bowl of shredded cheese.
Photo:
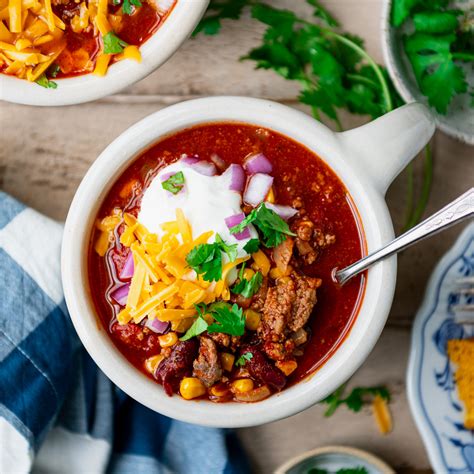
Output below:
[0,0,209,105]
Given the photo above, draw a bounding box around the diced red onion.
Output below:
[190,161,216,176]
[222,164,245,192]
[111,283,130,306]
[264,203,298,220]
[180,155,200,165]
[119,252,134,279]
[225,213,251,240]
[243,153,273,175]
[145,318,170,334]
[210,153,226,170]
[244,173,274,207]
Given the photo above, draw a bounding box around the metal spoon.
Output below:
[334,188,474,285]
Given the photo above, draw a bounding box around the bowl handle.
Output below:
[338,103,435,195]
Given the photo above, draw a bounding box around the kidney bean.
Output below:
[155,340,199,396]
[241,345,286,391]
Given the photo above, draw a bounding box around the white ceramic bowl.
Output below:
[0,0,209,106]
[62,96,435,427]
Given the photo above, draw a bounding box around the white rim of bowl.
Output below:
[380,0,474,145]
[62,96,396,427]
[0,0,209,106]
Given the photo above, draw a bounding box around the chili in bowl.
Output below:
[62,96,434,427]
[0,0,209,105]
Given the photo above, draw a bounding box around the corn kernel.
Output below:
[252,250,270,276]
[242,268,255,281]
[144,354,164,374]
[158,332,178,348]
[180,377,206,400]
[221,353,235,372]
[231,379,254,393]
[244,309,261,331]
[276,360,298,376]
[269,267,283,279]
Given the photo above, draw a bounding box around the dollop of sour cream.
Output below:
[138,161,257,262]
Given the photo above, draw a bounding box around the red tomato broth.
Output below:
[88,122,365,393]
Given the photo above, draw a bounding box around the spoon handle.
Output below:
[335,188,474,285]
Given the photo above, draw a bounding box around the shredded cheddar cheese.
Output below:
[96,208,251,330]
[448,339,474,429]
[372,394,392,434]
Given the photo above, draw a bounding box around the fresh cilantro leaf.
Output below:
[36,74,57,89]
[307,0,339,27]
[322,385,390,416]
[235,352,253,367]
[103,31,128,54]
[207,302,245,336]
[161,171,185,194]
[230,203,295,248]
[413,11,459,34]
[243,238,260,254]
[391,0,420,27]
[193,0,251,36]
[180,316,208,341]
[232,271,263,298]
[186,242,222,282]
[215,233,238,262]
[122,0,141,15]
[47,64,61,78]
[404,33,467,113]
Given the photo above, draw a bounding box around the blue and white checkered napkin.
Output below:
[0,192,248,474]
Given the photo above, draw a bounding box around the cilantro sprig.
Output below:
[161,171,185,194]
[180,302,246,340]
[185,234,237,282]
[122,0,142,15]
[36,74,57,89]
[103,31,128,54]
[230,203,295,248]
[322,384,390,417]
[243,238,260,254]
[235,352,253,366]
[193,0,435,230]
[232,266,263,298]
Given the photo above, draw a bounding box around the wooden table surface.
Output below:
[1,1,472,472]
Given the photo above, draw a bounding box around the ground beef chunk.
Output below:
[273,237,294,271]
[155,340,198,396]
[288,275,322,332]
[111,322,160,354]
[193,337,223,387]
[208,332,231,348]
[251,276,268,312]
[295,219,314,241]
[314,228,336,248]
[295,238,318,264]
[260,278,296,341]
[263,339,296,361]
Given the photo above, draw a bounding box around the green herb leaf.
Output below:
[215,233,238,262]
[207,302,245,336]
[179,316,208,341]
[193,0,251,36]
[230,203,295,248]
[235,352,253,367]
[186,242,222,282]
[232,271,263,298]
[103,31,128,54]
[122,0,141,15]
[322,385,390,417]
[161,171,185,194]
[404,33,467,113]
[413,11,459,34]
[307,0,339,27]
[47,64,61,78]
[243,238,260,254]
[35,74,57,89]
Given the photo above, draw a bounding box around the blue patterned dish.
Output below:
[407,222,474,473]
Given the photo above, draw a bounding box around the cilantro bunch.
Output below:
[392,0,474,114]
[194,0,433,230]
